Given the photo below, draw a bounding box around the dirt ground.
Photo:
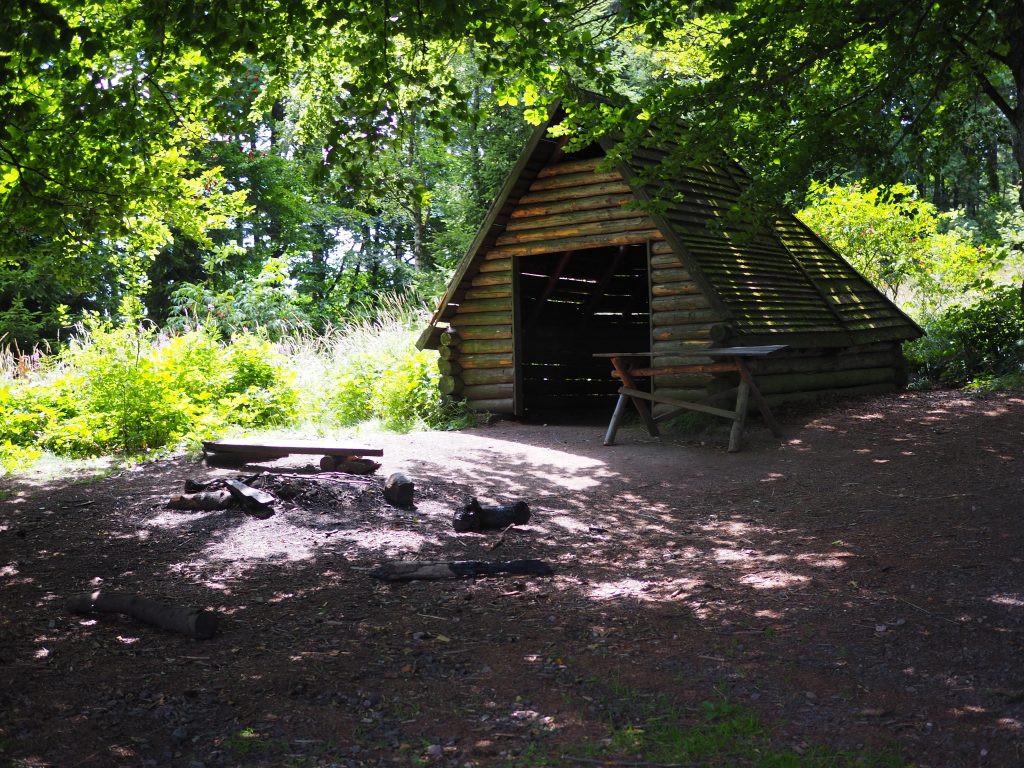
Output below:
[2,389,1023,768]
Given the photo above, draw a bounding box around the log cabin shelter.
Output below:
[417,102,924,421]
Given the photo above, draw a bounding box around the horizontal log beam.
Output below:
[518,181,632,206]
[455,327,514,341]
[506,205,649,234]
[459,352,515,369]
[452,311,512,327]
[651,294,713,312]
[464,285,513,300]
[479,258,513,273]
[486,231,662,259]
[464,397,516,414]
[462,382,515,400]
[470,272,512,287]
[753,367,895,395]
[528,170,625,192]
[536,157,602,177]
[458,339,515,355]
[455,297,512,313]
[650,267,694,283]
[510,194,635,220]
[651,309,720,326]
[462,367,516,386]
[495,216,657,247]
[651,281,704,297]
[652,325,714,343]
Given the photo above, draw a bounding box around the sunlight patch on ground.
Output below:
[712,547,757,563]
[794,552,853,569]
[738,570,810,589]
[587,578,652,601]
[329,528,438,558]
[851,412,885,421]
[987,593,1024,608]
[541,514,594,533]
[200,521,321,563]
[145,509,219,529]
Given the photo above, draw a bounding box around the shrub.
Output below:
[311,300,471,432]
[906,286,1024,387]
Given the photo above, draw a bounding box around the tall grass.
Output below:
[0,299,469,474]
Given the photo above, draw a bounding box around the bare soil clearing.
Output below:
[1,390,1023,767]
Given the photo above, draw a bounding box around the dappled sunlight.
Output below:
[987,593,1024,608]
[145,509,220,530]
[738,570,811,590]
[794,552,854,568]
[587,578,654,601]
[851,412,885,421]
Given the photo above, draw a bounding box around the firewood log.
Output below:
[369,559,554,582]
[66,591,219,639]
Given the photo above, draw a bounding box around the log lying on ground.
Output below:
[369,559,554,582]
[67,591,219,639]
[452,498,531,532]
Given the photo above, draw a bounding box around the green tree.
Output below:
[611,1,1024,219]
[798,181,1002,309]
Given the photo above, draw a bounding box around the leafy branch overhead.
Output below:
[2,0,1024,350]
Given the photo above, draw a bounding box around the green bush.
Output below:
[315,302,471,432]
[906,286,1024,387]
[0,298,467,466]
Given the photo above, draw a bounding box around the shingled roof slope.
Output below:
[619,145,922,346]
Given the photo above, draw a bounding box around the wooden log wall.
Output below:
[647,240,720,417]
[443,156,665,417]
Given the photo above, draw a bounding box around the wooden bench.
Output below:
[202,439,383,471]
[596,345,787,452]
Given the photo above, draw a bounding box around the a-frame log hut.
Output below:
[418,106,923,420]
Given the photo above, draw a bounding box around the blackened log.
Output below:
[369,559,554,582]
[67,591,219,639]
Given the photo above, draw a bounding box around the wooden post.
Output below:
[728,374,751,453]
[603,393,631,446]
[610,355,659,437]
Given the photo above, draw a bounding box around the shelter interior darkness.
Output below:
[517,243,650,420]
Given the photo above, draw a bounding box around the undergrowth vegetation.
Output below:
[0,301,469,474]
[906,286,1024,389]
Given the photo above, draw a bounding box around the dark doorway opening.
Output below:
[516,244,650,421]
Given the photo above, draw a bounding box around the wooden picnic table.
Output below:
[596,345,787,452]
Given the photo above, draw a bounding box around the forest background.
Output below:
[2,0,1024,470]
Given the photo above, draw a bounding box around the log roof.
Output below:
[420,104,923,350]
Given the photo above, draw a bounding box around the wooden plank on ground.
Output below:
[203,439,383,458]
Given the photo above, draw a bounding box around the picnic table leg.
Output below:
[603,393,630,446]
[727,371,750,453]
[736,361,782,437]
[611,356,659,438]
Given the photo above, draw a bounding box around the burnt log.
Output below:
[369,559,554,582]
[452,498,531,532]
[67,591,219,639]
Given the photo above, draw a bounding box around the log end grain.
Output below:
[383,472,415,507]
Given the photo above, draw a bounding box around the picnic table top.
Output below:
[203,439,383,457]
